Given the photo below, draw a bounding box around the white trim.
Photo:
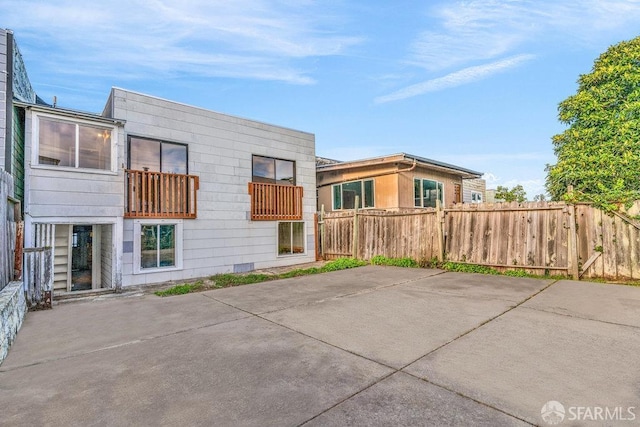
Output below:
[414,177,445,208]
[32,111,118,173]
[276,221,307,257]
[332,178,375,210]
[133,219,183,274]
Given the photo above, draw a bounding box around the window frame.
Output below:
[332,179,375,210]
[128,135,189,174]
[33,112,117,173]
[252,155,296,185]
[277,221,306,257]
[133,219,183,274]
[471,191,483,203]
[414,178,444,208]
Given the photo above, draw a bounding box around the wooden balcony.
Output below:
[125,169,199,219]
[248,182,303,221]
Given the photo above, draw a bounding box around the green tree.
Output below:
[533,193,547,202]
[546,36,640,209]
[495,185,527,203]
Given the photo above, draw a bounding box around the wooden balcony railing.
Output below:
[248,182,303,221]
[125,170,199,219]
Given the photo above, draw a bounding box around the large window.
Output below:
[129,136,188,174]
[252,155,295,185]
[37,116,113,170]
[414,178,444,208]
[133,220,183,273]
[278,222,305,255]
[332,179,374,210]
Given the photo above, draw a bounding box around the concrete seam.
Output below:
[0,314,253,372]
[518,305,640,330]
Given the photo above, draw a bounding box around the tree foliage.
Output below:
[546,36,640,209]
[495,185,527,203]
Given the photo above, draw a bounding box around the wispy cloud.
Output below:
[1,0,361,84]
[411,0,640,73]
[378,0,640,103]
[375,54,534,103]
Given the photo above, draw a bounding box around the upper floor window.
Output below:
[471,191,483,203]
[414,178,443,208]
[333,179,374,210]
[129,136,188,174]
[37,116,114,171]
[252,155,295,185]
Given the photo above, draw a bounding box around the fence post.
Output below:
[352,196,360,259]
[567,204,580,280]
[320,204,325,260]
[436,199,445,262]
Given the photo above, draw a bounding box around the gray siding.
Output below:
[463,178,486,203]
[23,110,125,219]
[112,88,317,286]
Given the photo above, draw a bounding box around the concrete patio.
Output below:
[1,266,638,426]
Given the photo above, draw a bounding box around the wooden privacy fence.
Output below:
[1,171,21,292]
[319,201,640,281]
[23,247,53,310]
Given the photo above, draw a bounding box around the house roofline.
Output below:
[13,100,125,125]
[110,87,315,137]
[316,152,482,179]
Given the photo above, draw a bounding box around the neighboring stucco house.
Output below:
[316,153,482,212]
[3,31,317,293]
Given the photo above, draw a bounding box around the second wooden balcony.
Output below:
[248,182,303,221]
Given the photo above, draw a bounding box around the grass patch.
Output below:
[155,258,367,297]
[370,255,419,268]
[155,282,204,297]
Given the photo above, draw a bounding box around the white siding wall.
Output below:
[23,110,125,219]
[112,89,317,286]
[463,178,486,203]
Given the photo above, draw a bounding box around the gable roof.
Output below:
[316,152,482,179]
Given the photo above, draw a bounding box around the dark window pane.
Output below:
[292,222,304,253]
[414,179,421,207]
[252,155,275,183]
[333,185,341,210]
[39,118,75,167]
[130,137,160,172]
[78,125,111,170]
[140,225,158,268]
[342,181,362,209]
[278,222,292,254]
[159,225,175,267]
[364,180,374,208]
[162,143,187,174]
[275,159,295,185]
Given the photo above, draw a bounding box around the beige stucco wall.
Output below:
[318,162,466,211]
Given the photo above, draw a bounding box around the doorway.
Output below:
[71,225,93,291]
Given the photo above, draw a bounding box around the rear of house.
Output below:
[16,87,316,293]
[108,88,316,287]
[317,153,482,212]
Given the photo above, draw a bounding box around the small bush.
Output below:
[442,262,500,275]
[321,258,367,271]
[370,255,419,268]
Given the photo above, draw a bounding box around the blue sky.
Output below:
[2,0,640,198]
